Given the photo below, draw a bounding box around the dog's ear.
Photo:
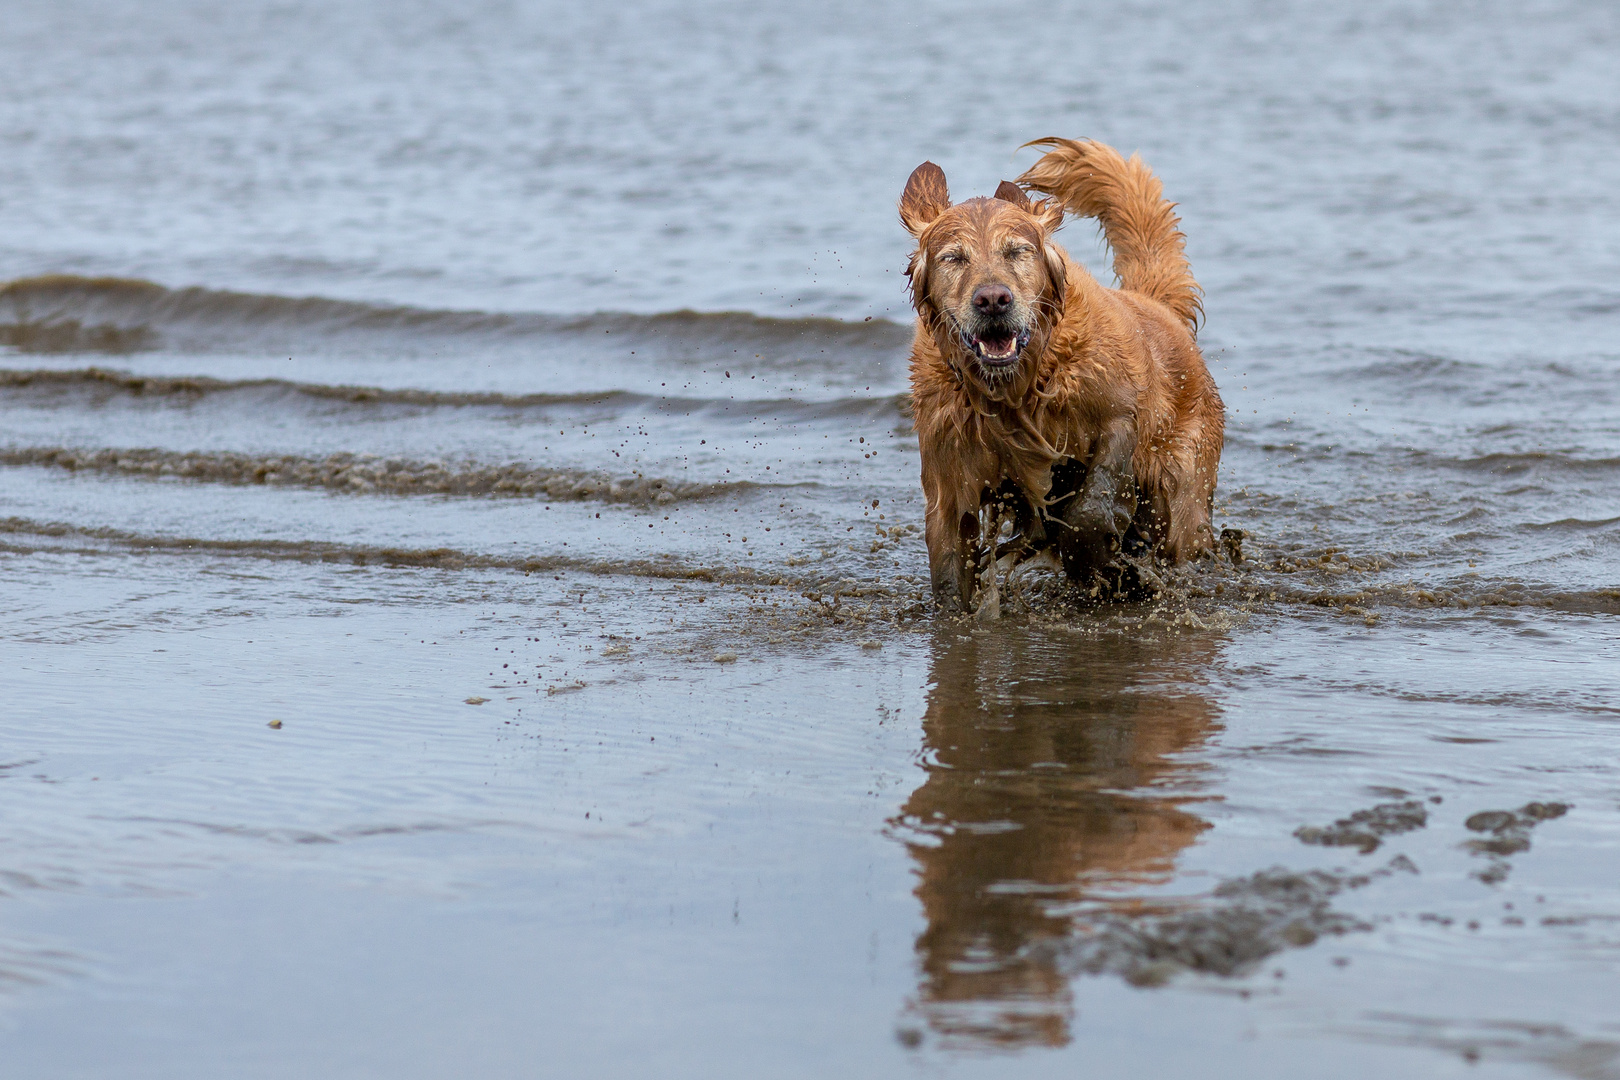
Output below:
[899,162,951,237]
[1030,196,1065,236]
[993,180,1032,211]
[1030,198,1068,315]
[1042,243,1068,309]
[906,247,936,321]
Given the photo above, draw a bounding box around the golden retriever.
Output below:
[901,138,1224,613]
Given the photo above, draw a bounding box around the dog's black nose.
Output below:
[972,284,1014,314]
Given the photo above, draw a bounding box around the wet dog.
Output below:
[901,138,1224,613]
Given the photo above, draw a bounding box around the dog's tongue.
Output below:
[980,334,1016,356]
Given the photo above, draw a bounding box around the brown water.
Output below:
[3,1,1620,1076]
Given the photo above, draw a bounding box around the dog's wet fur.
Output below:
[901,139,1225,612]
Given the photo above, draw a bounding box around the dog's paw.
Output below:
[1100,558,1164,602]
[931,577,966,615]
[1059,536,1117,580]
[1064,492,1134,540]
[1055,493,1137,582]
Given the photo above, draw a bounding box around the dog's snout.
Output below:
[972,283,1014,315]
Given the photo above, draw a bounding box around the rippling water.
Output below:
[3,1,1619,1077]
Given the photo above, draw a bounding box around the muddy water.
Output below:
[3,1,1620,1076]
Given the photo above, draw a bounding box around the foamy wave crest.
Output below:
[0,446,790,505]
[0,367,911,422]
[0,515,815,588]
[0,275,910,361]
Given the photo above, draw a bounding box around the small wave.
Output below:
[1322,349,1608,404]
[1521,514,1620,533]
[1324,349,1485,387]
[0,319,154,355]
[1244,576,1620,617]
[0,445,787,505]
[0,274,911,360]
[0,366,911,422]
[0,515,805,588]
[0,366,652,408]
[103,815,530,846]
[1431,451,1620,477]
[1191,537,1620,616]
[1229,438,1620,478]
[0,518,932,610]
[0,941,83,991]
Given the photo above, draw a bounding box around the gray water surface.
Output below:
[2,1,1619,1077]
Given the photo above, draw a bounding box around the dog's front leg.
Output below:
[924,496,985,612]
[919,427,996,613]
[1057,417,1139,578]
[923,501,962,610]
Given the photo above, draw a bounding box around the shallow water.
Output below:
[3,1,1620,1076]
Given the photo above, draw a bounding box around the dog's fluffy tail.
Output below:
[1018,138,1201,333]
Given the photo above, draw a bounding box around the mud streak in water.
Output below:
[1,1,1619,1078]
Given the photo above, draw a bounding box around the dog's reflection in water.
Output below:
[892,624,1224,1048]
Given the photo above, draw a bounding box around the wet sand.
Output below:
[4,553,1618,1077]
[3,0,1620,1076]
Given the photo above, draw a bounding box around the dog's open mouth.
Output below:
[962,328,1032,367]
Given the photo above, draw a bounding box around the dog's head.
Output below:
[900,162,1067,388]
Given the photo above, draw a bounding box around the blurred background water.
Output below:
[2,2,1619,1076]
